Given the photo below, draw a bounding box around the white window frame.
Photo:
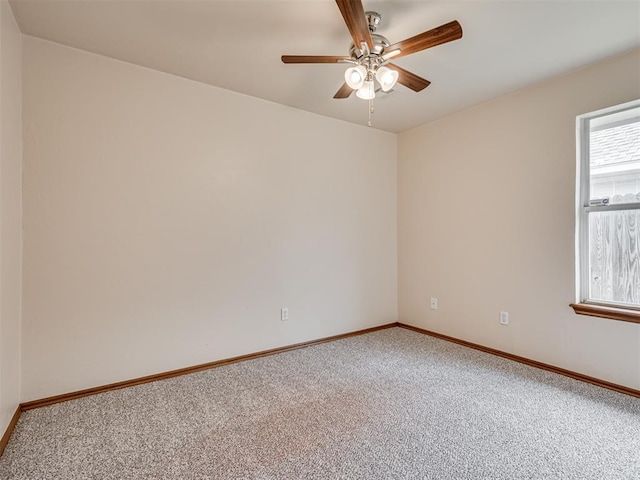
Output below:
[574,99,640,322]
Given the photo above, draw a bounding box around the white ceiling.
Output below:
[9,0,640,133]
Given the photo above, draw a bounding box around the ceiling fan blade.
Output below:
[387,20,462,59]
[335,0,374,51]
[387,64,431,92]
[333,82,353,99]
[282,55,352,64]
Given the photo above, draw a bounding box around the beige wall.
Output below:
[0,0,22,433]
[21,37,398,401]
[15,32,640,402]
[398,48,640,389]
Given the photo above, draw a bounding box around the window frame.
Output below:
[572,99,640,324]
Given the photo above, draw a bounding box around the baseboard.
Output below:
[7,320,637,458]
[397,322,640,398]
[20,322,397,411]
[0,407,21,457]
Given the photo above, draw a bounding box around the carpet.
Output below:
[1,327,638,479]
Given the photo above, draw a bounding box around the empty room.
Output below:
[1,0,639,478]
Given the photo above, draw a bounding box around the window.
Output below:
[572,100,640,323]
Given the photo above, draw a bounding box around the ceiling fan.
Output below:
[281,0,463,104]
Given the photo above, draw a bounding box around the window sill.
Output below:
[570,303,640,324]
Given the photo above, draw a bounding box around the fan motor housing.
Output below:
[349,33,390,58]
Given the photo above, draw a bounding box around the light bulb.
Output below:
[356,80,375,100]
[375,66,399,92]
[344,65,367,90]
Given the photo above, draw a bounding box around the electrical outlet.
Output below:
[499,311,509,326]
[430,297,438,310]
[281,308,289,321]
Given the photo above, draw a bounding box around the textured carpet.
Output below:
[1,327,639,479]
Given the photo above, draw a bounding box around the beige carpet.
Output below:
[1,327,639,479]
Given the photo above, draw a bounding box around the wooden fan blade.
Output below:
[282,55,352,64]
[335,0,374,50]
[387,20,462,59]
[387,64,431,92]
[333,82,353,99]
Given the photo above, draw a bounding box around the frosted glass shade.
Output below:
[344,65,367,90]
[356,80,375,100]
[375,66,399,92]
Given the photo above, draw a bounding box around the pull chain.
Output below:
[368,83,375,127]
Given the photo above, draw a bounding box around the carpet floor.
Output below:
[1,327,639,479]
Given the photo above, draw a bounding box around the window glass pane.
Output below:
[589,209,640,306]
[590,120,640,205]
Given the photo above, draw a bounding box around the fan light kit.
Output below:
[345,65,398,95]
[282,0,463,126]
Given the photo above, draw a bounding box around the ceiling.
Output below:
[9,0,640,133]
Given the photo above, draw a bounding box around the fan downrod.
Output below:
[349,12,389,58]
[365,11,381,33]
